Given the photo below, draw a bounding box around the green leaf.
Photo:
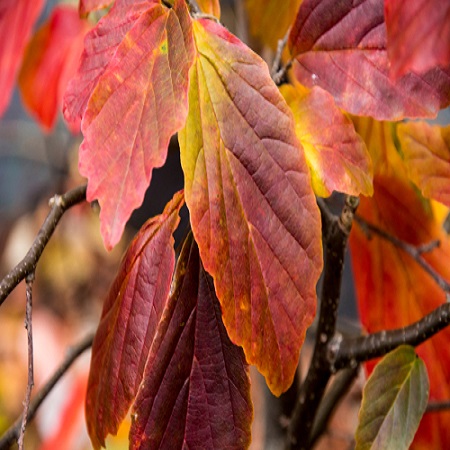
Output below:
[355,345,429,450]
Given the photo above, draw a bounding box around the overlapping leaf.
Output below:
[196,0,221,18]
[385,0,450,78]
[288,0,450,120]
[86,192,184,449]
[130,235,253,449]
[397,122,450,208]
[281,83,373,197]
[350,143,450,448]
[65,0,195,250]
[79,0,114,17]
[18,5,89,132]
[179,19,323,395]
[355,346,429,450]
[0,0,45,116]
[245,0,301,49]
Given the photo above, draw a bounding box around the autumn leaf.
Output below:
[397,122,450,208]
[288,0,450,120]
[355,346,429,450]
[79,0,114,17]
[86,192,184,449]
[245,0,301,49]
[66,0,195,250]
[179,19,323,396]
[196,0,221,18]
[0,0,45,116]
[18,5,89,132]
[385,0,450,79]
[350,145,450,448]
[281,83,373,197]
[130,235,253,450]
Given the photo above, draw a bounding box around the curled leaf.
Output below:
[281,83,373,197]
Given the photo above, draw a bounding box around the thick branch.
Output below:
[0,185,87,307]
[330,302,450,371]
[286,196,359,450]
[0,332,94,450]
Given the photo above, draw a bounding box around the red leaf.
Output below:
[0,0,45,116]
[397,121,450,208]
[179,19,323,395]
[86,192,184,449]
[18,5,89,132]
[288,0,450,120]
[281,83,373,197]
[129,235,253,450]
[67,0,195,250]
[385,0,450,78]
[350,143,450,449]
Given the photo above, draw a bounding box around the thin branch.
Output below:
[18,274,35,450]
[309,366,359,448]
[0,184,87,307]
[286,196,359,450]
[355,215,450,293]
[330,302,450,371]
[185,0,200,14]
[271,28,292,84]
[0,332,95,450]
[427,400,450,413]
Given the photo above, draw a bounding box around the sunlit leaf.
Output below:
[0,0,45,116]
[350,143,450,448]
[397,122,450,208]
[281,83,373,197]
[385,0,450,79]
[67,0,195,250]
[18,5,89,132]
[130,235,253,449]
[86,192,184,449]
[196,0,221,18]
[288,0,450,120]
[245,0,302,49]
[355,346,429,450]
[179,19,322,395]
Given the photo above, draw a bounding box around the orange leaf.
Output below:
[179,19,323,395]
[196,0,221,18]
[245,0,301,49]
[398,121,450,208]
[0,0,45,116]
[66,0,195,250]
[18,5,89,132]
[281,83,373,197]
[350,143,450,449]
[86,192,184,449]
[385,0,450,78]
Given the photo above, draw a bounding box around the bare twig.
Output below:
[330,302,450,371]
[355,215,450,293]
[0,332,95,450]
[17,274,35,450]
[271,28,292,84]
[427,400,450,413]
[286,196,359,450]
[0,184,87,307]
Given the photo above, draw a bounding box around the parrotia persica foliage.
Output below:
[1,0,450,448]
